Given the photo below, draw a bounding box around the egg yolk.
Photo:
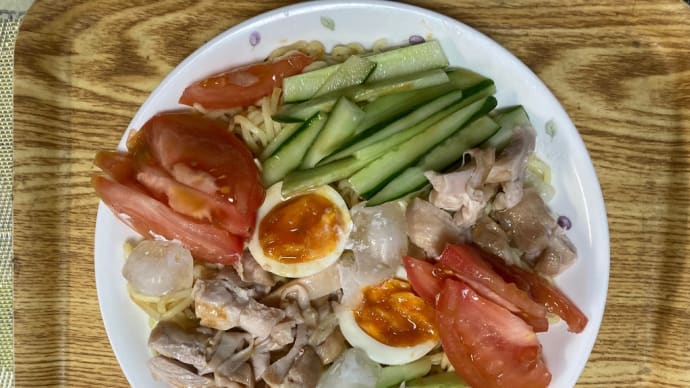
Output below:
[258,193,344,264]
[354,279,438,347]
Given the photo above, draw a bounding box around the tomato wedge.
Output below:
[95,151,137,183]
[437,279,552,388]
[128,111,264,233]
[93,175,243,264]
[179,53,314,109]
[402,256,444,306]
[438,244,549,332]
[135,164,252,237]
[480,250,588,333]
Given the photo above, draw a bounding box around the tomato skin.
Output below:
[437,279,552,388]
[402,256,444,306]
[179,53,314,109]
[480,250,588,333]
[438,244,549,332]
[129,111,264,232]
[135,165,252,237]
[93,175,243,264]
[94,151,136,183]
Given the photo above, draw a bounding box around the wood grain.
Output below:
[13,0,690,386]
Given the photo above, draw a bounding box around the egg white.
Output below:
[338,308,438,365]
[248,182,352,278]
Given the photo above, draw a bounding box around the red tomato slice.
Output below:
[179,53,314,109]
[129,112,264,230]
[438,244,549,332]
[437,279,552,388]
[94,151,137,183]
[93,175,243,264]
[480,250,588,333]
[402,256,444,306]
[135,164,252,237]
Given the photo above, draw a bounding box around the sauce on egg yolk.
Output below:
[258,193,344,264]
[354,279,438,347]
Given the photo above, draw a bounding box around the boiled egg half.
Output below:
[338,278,439,365]
[248,182,352,278]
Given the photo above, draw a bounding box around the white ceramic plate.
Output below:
[94,1,610,387]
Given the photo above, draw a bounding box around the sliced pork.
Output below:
[148,356,215,388]
[148,321,212,373]
[406,198,467,257]
[426,148,497,228]
[192,279,285,338]
[471,215,521,267]
[493,190,577,275]
[488,126,536,210]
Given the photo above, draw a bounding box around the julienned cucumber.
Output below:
[313,55,376,97]
[261,112,328,186]
[274,69,449,122]
[259,122,301,161]
[350,90,464,158]
[483,105,532,151]
[348,96,497,197]
[352,93,485,162]
[321,70,495,163]
[281,157,369,196]
[404,372,469,388]
[366,115,500,206]
[301,97,365,168]
[349,84,496,162]
[375,358,432,388]
[282,40,449,102]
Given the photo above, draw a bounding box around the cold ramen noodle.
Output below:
[93,38,588,388]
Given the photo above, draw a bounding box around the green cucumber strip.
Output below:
[351,84,497,162]
[365,40,449,82]
[366,115,500,206]
[405,372,469,388]
[313,55,376,97]
[375,357,432,388]
[261,112,328,186]
[352,93,468,162]
[282,40,449,102]
[348,96,496,197]
[281,157,369,196]
[273,69,449,123]
[283,67,338,104]
[322,71,495,163]
[259,122,301,161]
[272,97,337,123]
[484,105,532,151]
[301,97,365,168]
[352,69,449,102]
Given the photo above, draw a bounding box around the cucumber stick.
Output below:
[321,70,495,163]
[313,55,376,97]
[342,83,496,163]
[367,115,500,206]
[282,40,449,102]
[301,97,364,168]
[348,96,497,197]
[405,372,469,388]
[354,69,449,102]
[261,112,328,186]
[259,122,301,161]
[281,157,369,196]
[352,93,475,162]
[484,105,532,151]
[376,357,432,388]
[273,69,449,122]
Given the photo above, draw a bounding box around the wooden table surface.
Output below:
[13,0,690,386]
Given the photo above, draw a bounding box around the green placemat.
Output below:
[1,0,31,385]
